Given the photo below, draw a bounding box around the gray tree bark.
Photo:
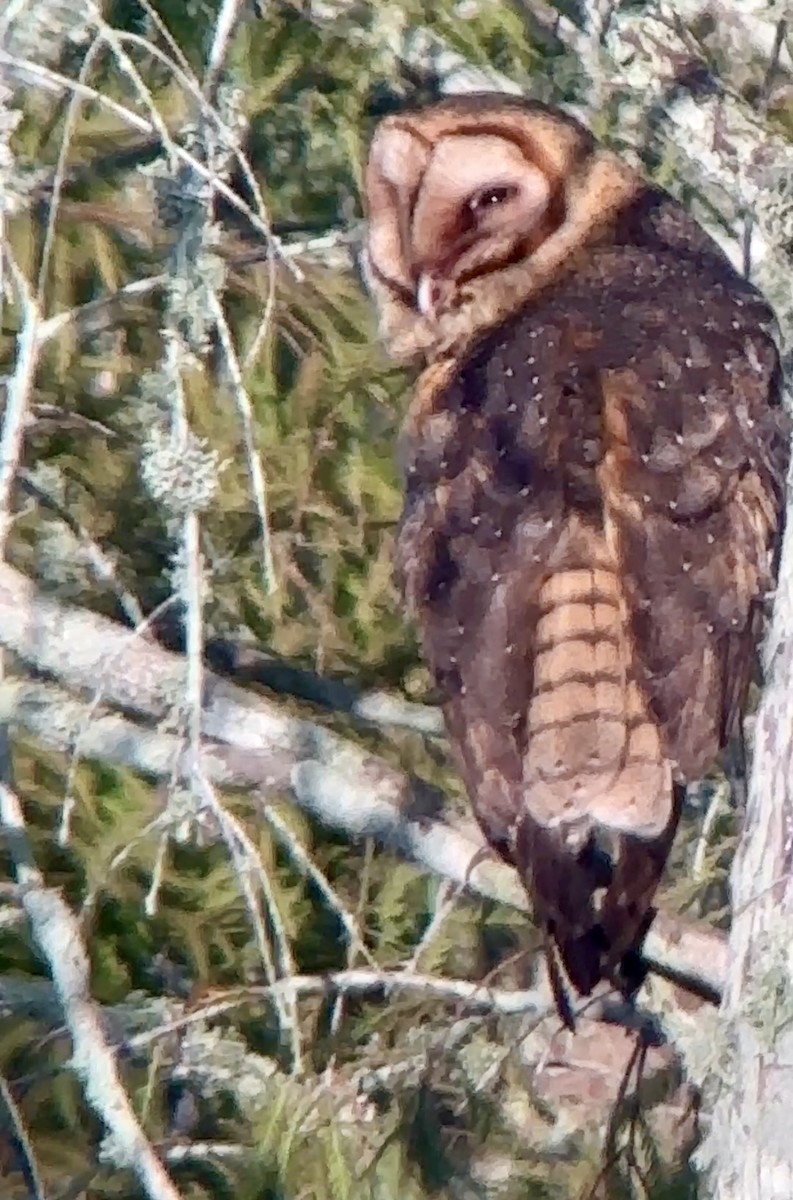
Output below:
[707,474,793,1198]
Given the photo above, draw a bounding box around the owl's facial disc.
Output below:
[365,125,556,326]
[409,134,554,318]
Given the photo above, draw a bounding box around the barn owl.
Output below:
[362,93,789,1024]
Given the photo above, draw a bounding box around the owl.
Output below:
[362,93,789,1025]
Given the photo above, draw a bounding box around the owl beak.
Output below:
[417,273,436,319]
[416,273,447,319]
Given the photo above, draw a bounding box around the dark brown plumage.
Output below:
[363,93,789,1024]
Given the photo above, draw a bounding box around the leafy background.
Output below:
[1,0,789,1196]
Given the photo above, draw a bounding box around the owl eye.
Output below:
[467,185,517,214]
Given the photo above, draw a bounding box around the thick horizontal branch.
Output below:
[0,563,726,1005]
[0,678,283,793]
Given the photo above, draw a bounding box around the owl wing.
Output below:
[594,200,788,772]
[395,355,555,862]
[598,344,785,776]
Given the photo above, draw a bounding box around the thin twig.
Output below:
[20,470,145,628]
[35,26,105,305]
[0,1071,47,1200]
[193,771,303,1072]
[210,292,277,593]
[692,780,728,883]
[127,970,551,1049]
[203,0,246,101]
[404,878,459,973]
[0,255,38,554]
[260,803,376,965]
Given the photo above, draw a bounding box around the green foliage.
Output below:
[0,0,747,1197]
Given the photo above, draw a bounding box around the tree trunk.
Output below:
[707,482,793,1198]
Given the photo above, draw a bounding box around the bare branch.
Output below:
[0,780,183,1200]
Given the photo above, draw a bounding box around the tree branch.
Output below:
[0,775,183,1200]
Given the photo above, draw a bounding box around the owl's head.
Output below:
[363,95,641,363]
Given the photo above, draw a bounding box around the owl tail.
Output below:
[517,557,680,1021]
[514,785,683,1029]
[524,562,674,839]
